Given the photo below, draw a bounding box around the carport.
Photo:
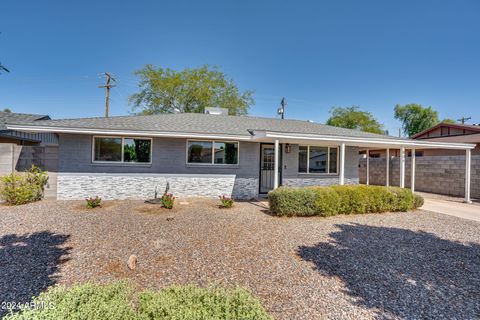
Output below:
[252,130,476,203]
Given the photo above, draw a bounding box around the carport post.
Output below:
[465,148,472,203]
[366,149,370,185]
[386,148,390,187]
[411,149,415,193]
[400,147,405,188]
[274,139,279,189]
[339,143,345,185]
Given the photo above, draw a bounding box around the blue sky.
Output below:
[1,0,479,135]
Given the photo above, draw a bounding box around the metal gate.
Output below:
[259,143,281,194]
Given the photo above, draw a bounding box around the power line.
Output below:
[98,72,116,117]
[457,116,471,124]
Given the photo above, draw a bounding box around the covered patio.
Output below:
[252,130,476,203]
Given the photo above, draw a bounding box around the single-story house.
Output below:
[6,111,476,202]
[411,122,480,155]
[0,111,58,145]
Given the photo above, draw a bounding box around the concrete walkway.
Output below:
[420,195,480,223]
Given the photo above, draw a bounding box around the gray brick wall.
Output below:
[53,135,363,200]
[58,134,259,178]
[282,144,359,180]
[359,155,480,198]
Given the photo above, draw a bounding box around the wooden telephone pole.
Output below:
[98,72,116,117]
[277,97,286,119]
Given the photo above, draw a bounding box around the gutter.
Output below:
[5,124,253,141]
[253,130,476,150]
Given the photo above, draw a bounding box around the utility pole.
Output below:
[457,116,471,124]
[277,97,286,119]
[98,72,116,117]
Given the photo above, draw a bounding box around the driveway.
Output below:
[1,200,479,319]
[417,192,480,222]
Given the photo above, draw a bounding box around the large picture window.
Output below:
[93,137,152,163]
[298,146,338,174]
[187,140,239,165]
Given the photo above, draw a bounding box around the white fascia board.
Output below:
[253,130,476,150]
[5,124,253,141]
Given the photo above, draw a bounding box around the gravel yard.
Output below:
[1,199,479,319]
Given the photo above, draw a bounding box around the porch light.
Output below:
[285,144,291,153]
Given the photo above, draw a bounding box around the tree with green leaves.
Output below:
[441,118,457,124]
[129,65,254,115]
[394,103,442,137]
[326,106,384,134]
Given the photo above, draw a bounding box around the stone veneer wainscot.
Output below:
[57,173,259,200]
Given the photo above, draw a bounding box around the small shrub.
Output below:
[413,193,424,208]
[85,196,102,209]
[4,281,272,320]
[268,185,423,217]
[138,285,272,319]
[161,193,175,209]
[268,187,319,217]
[0,165,48,205]
[4,281,137,320]
[219,195,234,208]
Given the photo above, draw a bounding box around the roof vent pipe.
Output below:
[204,107,229,115]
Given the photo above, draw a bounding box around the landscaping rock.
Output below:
[127,255,137,270]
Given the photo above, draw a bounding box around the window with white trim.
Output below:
[93,137,152,163]
[298,146,338,174]
[187,140,239,165]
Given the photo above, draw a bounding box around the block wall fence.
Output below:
[0,144,58,198]
[359,155,480,199]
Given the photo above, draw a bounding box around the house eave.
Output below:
[5,124,253,141]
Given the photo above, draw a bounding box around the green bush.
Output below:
[86,196,102,209]
[268,185,423,217]
[414,193,424,208]
[4,281,272,320]
[0,165,48,205]
[219,195,234,208]
[138,285,272,319]
[161,193,175,209]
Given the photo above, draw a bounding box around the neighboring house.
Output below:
[363,122,480,158]
[6,111,475,200]
[411,122,480,155]
[0,111,58,145]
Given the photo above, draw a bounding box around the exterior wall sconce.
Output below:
[285,144,291,153]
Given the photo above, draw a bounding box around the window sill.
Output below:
[186,163,240,169]
[298,173,339,177]
[92,162,152,168]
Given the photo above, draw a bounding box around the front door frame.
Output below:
[259,143,282,194]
